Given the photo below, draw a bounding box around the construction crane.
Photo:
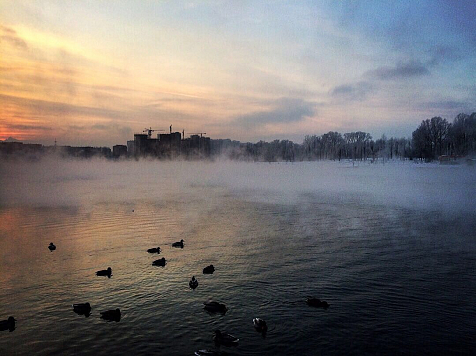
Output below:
[190,132,207,138]
[143,127,165,138]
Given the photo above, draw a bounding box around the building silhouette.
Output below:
[131,129,210,159]
[113,145,128,158]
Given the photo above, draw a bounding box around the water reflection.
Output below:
[0,173,475,354]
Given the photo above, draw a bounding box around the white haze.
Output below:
[1,158,475,216]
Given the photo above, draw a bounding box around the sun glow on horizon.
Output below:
[1,1,475,146]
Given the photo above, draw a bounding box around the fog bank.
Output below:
[1,159,475,215]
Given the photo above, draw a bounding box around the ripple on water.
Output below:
[1,188,476,355]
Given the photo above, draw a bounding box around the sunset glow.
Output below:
[1,1,475,146]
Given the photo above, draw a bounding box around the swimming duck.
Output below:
[48,242,56,251]
[195,350,229,356]
[203,265,215,274]
[96,267,112,277]
[152,257,166,266]
[100,308,121,322]
[0,317,16,332]
[306,297,329,309]
[253,318,268,333]
[203,300,227,313]
[72,303,92,316]
[213,330,239,346]
[189,276,198,289]
[147,247,161,254]
[172,239,184,248]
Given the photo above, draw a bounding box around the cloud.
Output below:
[419,100,472,112]
[330,81,373,101]
[427,45,461,66]
[91,124,109,130]
[71,123,133,135]
[0,25,28,50]
[233,98,315,127]
[88,123,132,137]
[366,60,430,80]
[0,93,130,121]
[4,124,54,132]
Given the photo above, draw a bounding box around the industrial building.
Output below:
[131,126,210,159]
[1,125,211,160]
[127,140,135,156]
[181,134,211,159]
[113,145,128,158]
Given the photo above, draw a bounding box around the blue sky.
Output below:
[1,0,475,146]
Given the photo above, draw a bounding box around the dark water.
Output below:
[0,161,475,355]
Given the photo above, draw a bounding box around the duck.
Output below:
[189,276,198,289]
[306,297,329,309]
[203,300,227,313]
[0,316,16,332]
[100,308,121,322]
[195,350,229,356]
[72,303,92,316]
[203,265,215,274]
[48,242,56,251]
[152,257,166,266]
[96,267,112,277]
[253,318,268,333]
[147,247,161,254]
[213,330,239,346]
[172,239,184,248]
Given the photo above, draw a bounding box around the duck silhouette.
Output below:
[147,247,161,254]
[0,316,16,332]
[253,318,268,333]
[203,265,215,274]
[72,303,92,317]
[96,267,112,277]
[203,300,227,314]
[189,276,198,289]
[100,308,121,322]
[213,330,239,346]
[306,297,329,309]
[172,239,184,248]
[48,242,56,251]
[152,257,166,267]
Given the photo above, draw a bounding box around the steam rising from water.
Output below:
[1,159,475,216]
[1,158,475,355]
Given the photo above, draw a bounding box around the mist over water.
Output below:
[1,159,475,214]
[1,159,475,355]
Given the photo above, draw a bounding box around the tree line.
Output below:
[211,112,476,162]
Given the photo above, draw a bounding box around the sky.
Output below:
[1,0,475,147]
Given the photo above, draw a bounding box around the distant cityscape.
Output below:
[1,112,475,163]
[0,126,215,160]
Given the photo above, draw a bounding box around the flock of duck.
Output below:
[2,236,330,355]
